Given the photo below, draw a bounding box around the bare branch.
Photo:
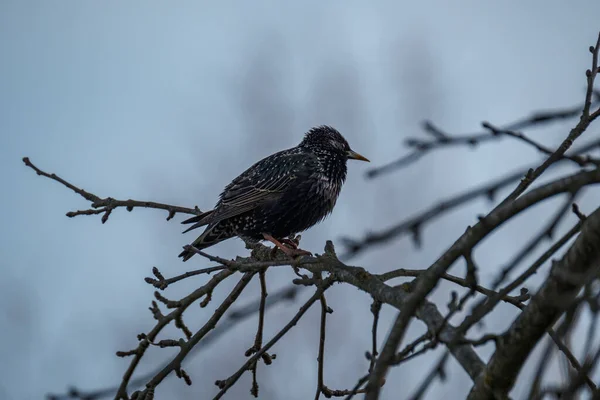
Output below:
[495,33,600,207]
[365,168,600,399]
[315,292,328,400]
[378,268,529,307]
[47,285,297,400]
[467,206,600,399]
[369,300,382,373]
[342,168,525,257]
[366,94,600,179]
[342,137,600,257]
[114,269,234,399]
[458,219,584,338]
[131,272,255,399]
[214,278,334,399]
[583,33,600,118]
[491,193,577,289]
[482,122,600,167]
[23,157,202,222]
[246,271,268,397]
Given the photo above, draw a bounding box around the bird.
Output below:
[178,125,369,261]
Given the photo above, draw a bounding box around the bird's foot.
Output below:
[279,246,312,258]
[263,233,311,259]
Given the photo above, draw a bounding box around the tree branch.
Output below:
[365,168,600,399]
[131,272,255,399]
[213,278,335,399]
[22,157,202,222]
[341,137,600,257]
[366,94,600,179]
[496,32,600,207]
[467,206,600,399]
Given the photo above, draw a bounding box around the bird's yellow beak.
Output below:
[346,149,370,162]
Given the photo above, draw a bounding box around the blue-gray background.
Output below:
[2,1,600,399]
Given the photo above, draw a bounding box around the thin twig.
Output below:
[407,351,450,400]
[343,375,369,400]
[145,265,227,289]
[366,94,600,179]
[114,269,235,399]
[46,284,299,400]
[528,334,557,399]
[23,157,201,222]
[392,332,432,364]
[247,271,268,397]
[369,300,382,373]
[132,273,255,399]
[378,269,529,307]
[482,122,600,167]
[456,220,583,339]
[467,205,600,399]
[341,137,600,257]
[495,32,600,207]
[315,292,329,400]
[213,278,335,399]
[491,193,577,289]
[366,168,600,399]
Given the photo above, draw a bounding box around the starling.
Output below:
[178,125,369,261]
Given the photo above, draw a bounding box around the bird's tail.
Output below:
[178,221,231,261]
[178,237,213,261]
[181,209,215,233]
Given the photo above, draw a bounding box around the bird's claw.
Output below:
[280,246,312,259]
[262,233,311,259]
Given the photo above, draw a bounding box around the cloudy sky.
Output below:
[1,1,600,399]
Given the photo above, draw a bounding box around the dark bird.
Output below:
[178,125,369,261]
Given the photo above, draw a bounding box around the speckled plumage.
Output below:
[178,125,369,261]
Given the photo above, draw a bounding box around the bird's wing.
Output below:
[206,151,313,224]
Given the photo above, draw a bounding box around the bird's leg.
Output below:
[262,234,293,258]
[262,233,312,258]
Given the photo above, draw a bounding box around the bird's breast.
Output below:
[315,175,343,211]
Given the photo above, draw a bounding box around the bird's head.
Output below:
[299,125,370,162]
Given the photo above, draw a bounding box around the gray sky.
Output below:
[2,1,600,399]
